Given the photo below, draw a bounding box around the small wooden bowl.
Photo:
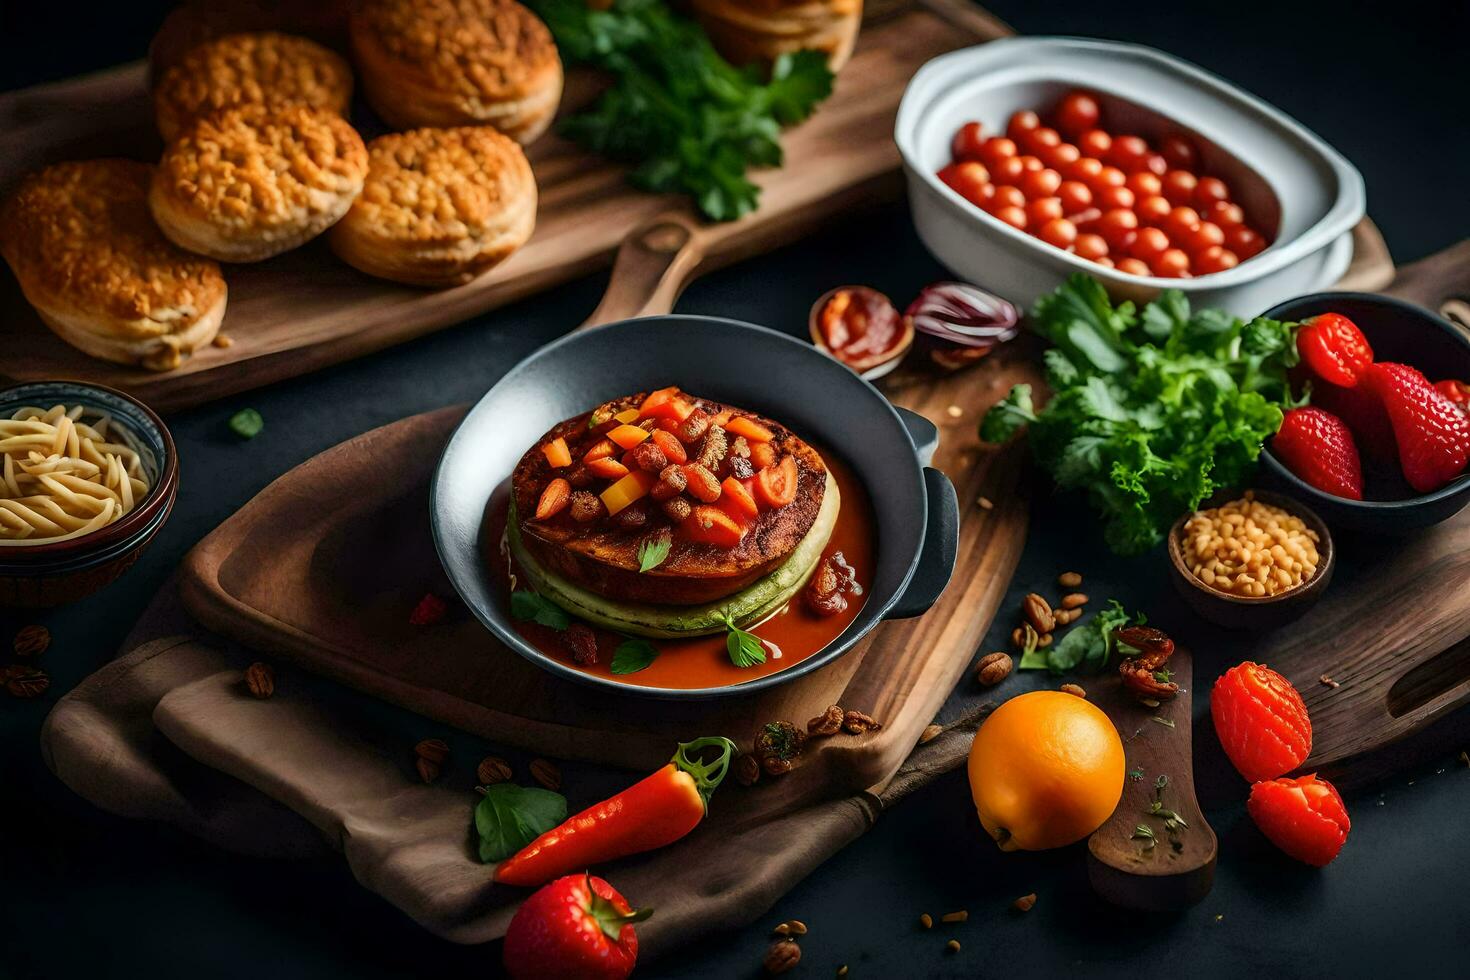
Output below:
[809,285,914,381]
[1167,489,1334,631]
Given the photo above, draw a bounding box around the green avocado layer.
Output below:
[509,471,840,638]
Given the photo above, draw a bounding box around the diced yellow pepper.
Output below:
[600,470,656,516]
[613,408,641,424]
[607,424,652,450]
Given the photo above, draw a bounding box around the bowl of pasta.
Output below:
[0,381,177,607]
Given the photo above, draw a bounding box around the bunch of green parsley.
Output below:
[528,0,834,221]
[981,275,1301,555]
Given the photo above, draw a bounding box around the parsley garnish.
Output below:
[611,638,659,674]
[720,612,766,668]
[510,590,571,630]
[1020,599,1142,676]
[637,529,672,573]
[228,408,263,440]
[474,783,568,863]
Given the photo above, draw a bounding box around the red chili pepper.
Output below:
[494,737,736,888]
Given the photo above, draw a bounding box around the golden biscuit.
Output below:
[349,0,563,142]
[0,160,227,372]
[154,30,354,143]
[149,103,369,262]
[148,0,351,81]
[329,127,536,287]
[692,0,862,72]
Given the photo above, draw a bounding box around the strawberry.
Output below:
[1309,378,1398,470]
[1434,379,1470,412]
[1296,312,1373,387]
[1247,774,1351,866]
[1270,407,1363,500]
[1210,662,1312,783]
[502,874,650,980]
[1366,362,1470,493]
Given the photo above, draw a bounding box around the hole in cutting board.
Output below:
[1386,635,1470,718]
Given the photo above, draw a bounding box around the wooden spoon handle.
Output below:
[578,212,707,331]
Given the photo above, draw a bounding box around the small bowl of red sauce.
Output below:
[810,286,914,380]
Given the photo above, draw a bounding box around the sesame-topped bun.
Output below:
[349,0,563,143]
[153,31,354,143]
[691,0,862,72]
[0,160,227,372]
[149,103,369,263]
[329,126,536,287]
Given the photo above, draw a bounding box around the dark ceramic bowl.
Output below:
[432,315,959,700]
[0,381,178,607]
[1258,292,1470,532]
[1167,489,1334,630]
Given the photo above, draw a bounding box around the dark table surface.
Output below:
[3,2,1469,978]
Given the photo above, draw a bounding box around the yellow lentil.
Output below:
[1180,492,1320,598]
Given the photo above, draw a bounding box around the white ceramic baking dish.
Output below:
[895,37,1366,316]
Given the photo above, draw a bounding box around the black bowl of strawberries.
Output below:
[1259,292,1470,532]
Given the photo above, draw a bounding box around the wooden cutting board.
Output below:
[0,0,1013,413]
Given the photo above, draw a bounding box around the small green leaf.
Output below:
[510,590,570,630]
[721,612,766,668]
[979,384,1037,443]
[228,408,263,440]
[637,529,672,573]
[474,783,568,863]
[611,638,659,674]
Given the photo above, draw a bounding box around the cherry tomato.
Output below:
[1193,176,1230,208]
[1069,207,1103,231]
[1074,232,1109,261]
[1021,168,1063,199]
[939,161,990,201]
[1007,110,1041,141]
[1194,245,1239,275]
[1162,205,1201,241]
[1026,128,1062,158]
[1158,134,1198,171]
[1136,194,1172,226]
[993,205,1028,230]
[1026,197,1064,225]
[1205,200,1244,227]
[978,137,1018,168]
[1017,154,1045,173]
[754,455,800,509]
[991,184,1026,210]
[1185,221,1225,254]
[1109,135,1151,172]
[1093,165,1127,191]
[991,156,1027,184]
[1097,208,1139,248]
[1057,180,1093,213]
[1078,129,1112,158]
[1067,157,1105,184]
[1038,217,1079,250]
[1297,312,1373,387]
[1143,153,1169,176]
[1162,170,1198,206]
[1126,171,1162,198]
[951,122,987,162]
[1045,142,1082,170]
[1096,185,1135,211]
[1094,256,1116,269]
[1055,91,1102,137]
[1129,227,1171,264]
[1152,248,1191,278]
[1227,225,1265,258]
[1116,257,1151,276]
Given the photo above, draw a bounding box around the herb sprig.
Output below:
[720,612,766,668]
[510,590,571,630]
[1019,599,1142,676]
[637,529,672,573]
[474,783,568,863]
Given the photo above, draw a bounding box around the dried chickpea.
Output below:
[1179,492,1320,598]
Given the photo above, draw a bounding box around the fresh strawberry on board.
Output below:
[1211,662,1313,783]
[1296,312,1374,387]
[1248,774,1351,867]
[1270,407,1364,500]
[502,874,650,980]
[1367,362,1470,493]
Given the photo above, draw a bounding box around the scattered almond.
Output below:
[975,652,1013,687]
[1037,632,1053,648]
[1058,572,1082,588]
[946,405,963,418]
[530,758,561,791]
[977,496,994,510]
[1320,674,1340,689]
[477,756,512,785]
[940,910,967,923]
[735,753,762,786]
[946,940,961,953]
[1060,683,1086,698]
[12,624,50,658]
[785,920,807,936]
[773,923,791,937]
[1060,593,1088,609]
[244,662,274,699]
[919,913,933,929]
[1012,893,1037,913]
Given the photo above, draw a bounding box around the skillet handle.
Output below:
[578,212,706,331]
[892,406,939,465]
[884,466,959,620]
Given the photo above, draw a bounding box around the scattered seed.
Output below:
[919,724,943,745]
[12,624,50,658]
[919,913,932,930]
[837,967,849,978]
[1140,697,1161,708]
[786,920,807,936]
[946,405,963,418]
[1151,716,1176,729]
[940,911,967,923]
[1037,632,1053,647]
[1460,750,1469,768]
[1320,674,1340,689]
[945,940,961,953]
[1011,893,1037,913]
[977,496,994,510]
[773,923,791,937]
[1058,572,1082,588]
[213,333,234,348]
[530,758,562,791]
[1060,593,1088,609]
[1060,683,1086,698]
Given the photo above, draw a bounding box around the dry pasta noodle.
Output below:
[0,404,152,547]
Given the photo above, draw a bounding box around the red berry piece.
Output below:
[1434,378,1470,411]
[1296,313,1373,387]
[408,593,448,626]
[1271,407,1364,500]
[1367,362,1470,493]
[1309,378,1398,471]
[503,874,650,980]
[1211,662,1313,783]
[1247,774,1351,867]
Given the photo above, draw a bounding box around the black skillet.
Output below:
[431,216,959,700]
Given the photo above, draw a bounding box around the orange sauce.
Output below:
[493,450,875,691]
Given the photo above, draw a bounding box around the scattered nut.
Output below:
[414,738,449,783]
[1460,750,1469,768]
[764,940,801,974]
[773,923,791,937]
[940,910,968,923]
[1022,593,1055,634]
[1058,572,1082,588]
[1037,632,1053,648]
[808,705,845,737]
[213,333,234,348]
[530,758,561,791]
[1059,683,1086,698]
[477,756,512,785]
[561,623,598,665]
[1011,626,1026,649]
[842,710,883,734]
[755,721,805,776]
[919,723,943,745]
[919,913,933,929]
[837,967,849,977]
[735,753,761,786]
[244,662,275,699]
[975,652,1013,687]
[5,667,50,699]
[1012,893,1037,913]
[12,624,50,658]
[785,920,807,935]
[1052,608,1077,626]
[1060,593,1088,609]
[1320,674,1340,689]
[946,940,961,953]
[946,405,963,418]
[977,496,994,511]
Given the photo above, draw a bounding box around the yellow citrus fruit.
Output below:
[967,690,1125,851]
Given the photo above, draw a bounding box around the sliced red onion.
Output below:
[905,281,1020,349]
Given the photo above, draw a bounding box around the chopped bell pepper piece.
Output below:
[542,437,572,468]
[607,424,652,450]
[600,470,656,516]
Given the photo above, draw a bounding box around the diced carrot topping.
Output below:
[754,455,799,509]
[639,387,695,423]
[682,463,723,503]
[607,424,652,450]
[720,476,759,520]
[651,429,687,465]
[587,457,630,479]
[613,408,641,424]
[684,505,746,548]
[542,437,572,468]
[750,441,777,470]
[535,478,571,520]
[600,470,656,516]
[583,438,617,462]
[709,409,734,429]
[725,416,773,443]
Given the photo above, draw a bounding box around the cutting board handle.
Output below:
[579,212,706,330]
